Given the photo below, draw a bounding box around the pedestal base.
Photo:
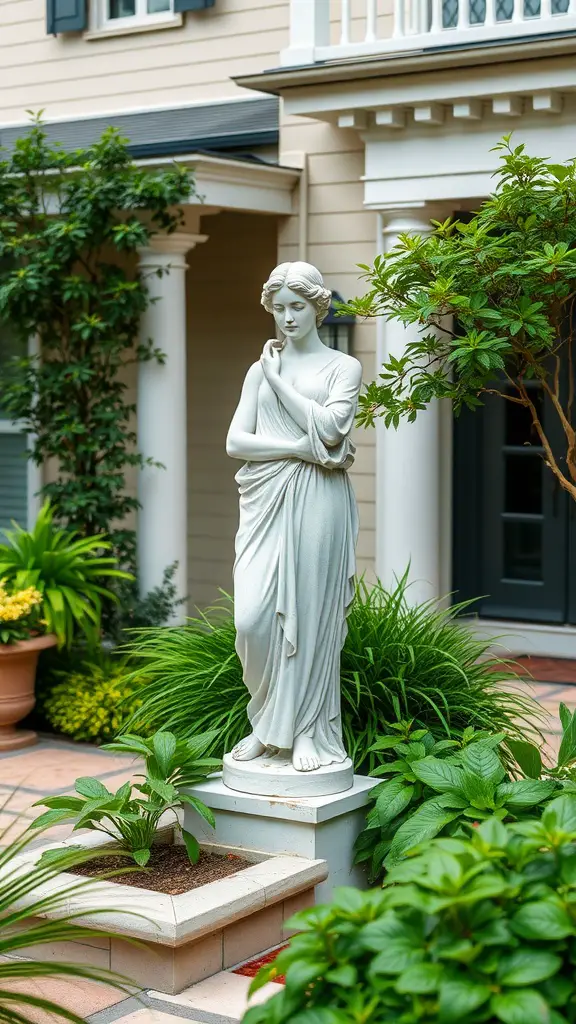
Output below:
[182,774,377,904]
[223,751,354,798]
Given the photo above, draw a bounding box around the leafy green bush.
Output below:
[31,730,221,867]
[245,796,576,1024]
[0,117,193,571]
[122,578,539,771]
[39,654,150,745]
[0,503,130,647]
[356,721,558,881]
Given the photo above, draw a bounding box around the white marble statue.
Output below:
[226,262,363,774]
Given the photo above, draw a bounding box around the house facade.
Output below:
[0,0,575,656]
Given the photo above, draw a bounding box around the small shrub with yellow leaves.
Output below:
[41,657,151,745]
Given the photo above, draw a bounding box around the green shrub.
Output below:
[245,797,576,1024]
[40,654,149,745]
[122,577,539,771]
[356,721,558,882]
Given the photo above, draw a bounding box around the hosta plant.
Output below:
[356,721,558,880]
[0,503,130,647]
[245,796,576,1024]
[30,729,221,866]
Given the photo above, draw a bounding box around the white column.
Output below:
[375,209,442,605]
[137,232,207,620]
[280,0,330,65]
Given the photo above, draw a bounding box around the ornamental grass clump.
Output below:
[0,582,44,644]
[121,575,539,772]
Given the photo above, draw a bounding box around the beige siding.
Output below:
[279,117,378,582]
[0,0,288,123]
[186,210,277,610]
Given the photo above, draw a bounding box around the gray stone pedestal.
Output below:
[182,774,377,905]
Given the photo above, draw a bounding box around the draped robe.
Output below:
[233,353,362,765]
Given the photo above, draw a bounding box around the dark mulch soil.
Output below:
[70,845,253,895]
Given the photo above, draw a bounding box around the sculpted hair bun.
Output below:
[261,262,332,327]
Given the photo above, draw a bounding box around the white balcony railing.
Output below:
[281,0,576,65]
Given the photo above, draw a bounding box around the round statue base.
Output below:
[222,751,354,798]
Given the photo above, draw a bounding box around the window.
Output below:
[102,0,175,28]
[0,329,40,532]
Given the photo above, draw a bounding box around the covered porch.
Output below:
[131,153,300,614]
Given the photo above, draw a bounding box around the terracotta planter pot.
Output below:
[0,634,57,750]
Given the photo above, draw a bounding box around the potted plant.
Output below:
[0,580,57,749]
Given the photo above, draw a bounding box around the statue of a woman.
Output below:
[226,262,362,775]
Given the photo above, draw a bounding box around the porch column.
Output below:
[137,232,207,619]
[376,208,441,604]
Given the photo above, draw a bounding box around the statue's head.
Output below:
[261,263,331,343]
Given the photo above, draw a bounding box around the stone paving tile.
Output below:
[1,976,127,1023]
[110,1011,199,1024]
[149,971,282,1021]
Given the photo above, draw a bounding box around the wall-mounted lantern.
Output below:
[319,291,355,354]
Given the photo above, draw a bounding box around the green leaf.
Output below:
[507,739,543,780]
[145,778,178,803]
[152,732,177,778]
[285,960,331,993]
[497,779,557,809]
[29,809,76,831]
[182,829,200,865]
[491,988,551,1024]
[332,888,368,915]
[477,816,509,847]
[178,794,216,829]
[558,706,576,767]
[499,950,562,986]
[512,899,574,940]
[375,779,415,828]
[438,980,491,1022]
[132,849,150,867]
[33,796,85,812]
[324,964,357,987]
[542,795,576,835]
[410,757,465,793]
[461,741,506,784]
[386,799,461,864]
[396,962,442,994]
[75,777,111,799]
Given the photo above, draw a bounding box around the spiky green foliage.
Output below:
[122,577,540,772]
[0,502,130,647]
[0,808,136,1024]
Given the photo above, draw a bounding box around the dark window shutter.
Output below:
[0,433,28,532]
[174,0,215,11]
[47,0,88,34]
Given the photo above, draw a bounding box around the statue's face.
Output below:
[271,286,316,341]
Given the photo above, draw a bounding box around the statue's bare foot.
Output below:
[293,735,321,772]
[232,734,266,761]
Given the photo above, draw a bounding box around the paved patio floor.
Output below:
[0,666,575,1023]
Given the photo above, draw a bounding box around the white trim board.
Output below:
[467,618,576,659]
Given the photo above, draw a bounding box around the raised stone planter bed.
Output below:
[7,827,328,995]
